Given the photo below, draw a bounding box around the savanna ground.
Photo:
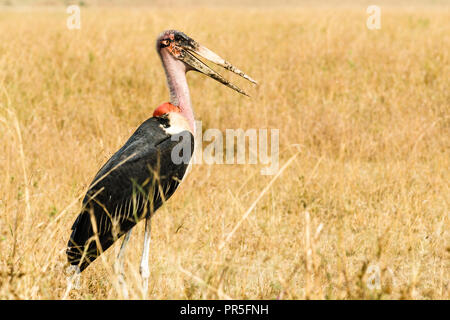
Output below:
[0,0,448,299]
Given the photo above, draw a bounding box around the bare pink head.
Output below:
[154,30,258,131]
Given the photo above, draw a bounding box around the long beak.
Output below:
[180,42,257,96]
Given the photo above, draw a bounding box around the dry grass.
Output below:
[0,3,448,299]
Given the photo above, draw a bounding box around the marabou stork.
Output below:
[66,30,257,297]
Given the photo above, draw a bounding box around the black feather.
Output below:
[66,116,194,271]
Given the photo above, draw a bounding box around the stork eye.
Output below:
[160,39,170,47]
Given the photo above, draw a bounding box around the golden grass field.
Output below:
[0,1,448,299]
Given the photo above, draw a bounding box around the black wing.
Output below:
[66,116,194,271]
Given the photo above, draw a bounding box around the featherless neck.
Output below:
[158,49,195,133]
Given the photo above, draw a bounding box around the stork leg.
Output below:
[63,265,81,299]
[115,229,132,299]
[139,215,152,299]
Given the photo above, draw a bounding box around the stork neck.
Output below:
[159,50,195,133]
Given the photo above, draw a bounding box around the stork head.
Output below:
[157,30,257,96]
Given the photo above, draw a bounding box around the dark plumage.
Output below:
[67,116,194,271]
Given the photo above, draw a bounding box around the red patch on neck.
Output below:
[153,102,181,117]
